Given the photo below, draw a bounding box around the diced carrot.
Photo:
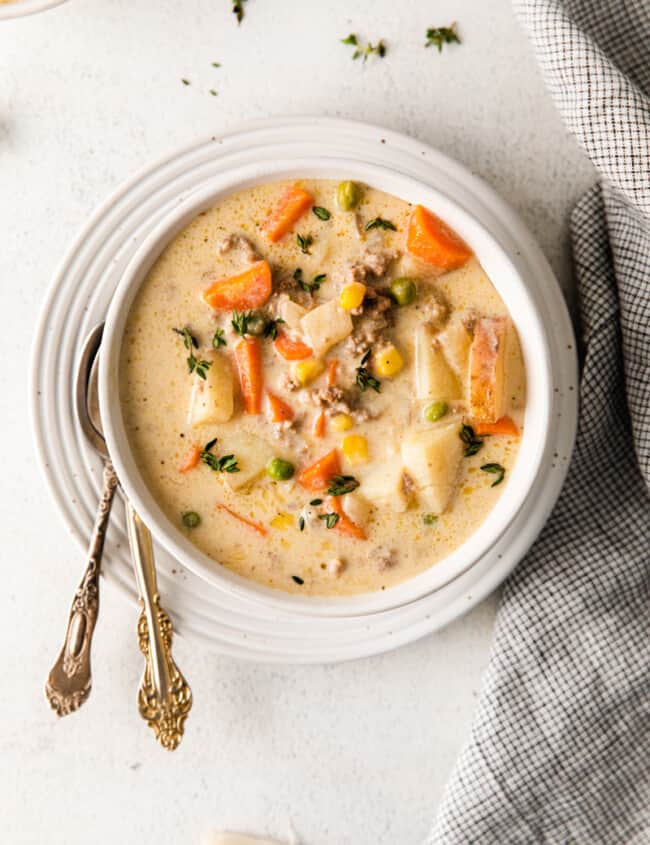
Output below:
[406,205,472,270]
[262,185,314,242]
[313,411,326,438]
[266,391,295,423]
[202,260,272,311]
[297,449,341,492]
[216,503,267,537]
[234,337,263,414]
[178,444,201,473]
[273,331,313,361]
[326,358,338,386]
[328,496,367,541]
[473,415,520,437]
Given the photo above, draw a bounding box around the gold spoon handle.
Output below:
[125,501,192,750]
[45,460,118,716]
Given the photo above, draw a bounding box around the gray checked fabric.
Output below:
[429,1,650,843]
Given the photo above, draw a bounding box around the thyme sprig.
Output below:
[425,24,461,52]
[355,349,381,393]
[173,327,211,379]
[342,33,387,62]
[200,438,240,473]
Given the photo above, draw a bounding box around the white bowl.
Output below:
[0,0,66,20]
[99,157,552,618]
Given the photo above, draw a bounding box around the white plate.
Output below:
[0,0,66,20]
[30,117,578,662]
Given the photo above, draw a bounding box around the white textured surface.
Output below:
[1,2,594,844]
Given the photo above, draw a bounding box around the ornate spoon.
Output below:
[46,324,117,716]
[84,326,192,749]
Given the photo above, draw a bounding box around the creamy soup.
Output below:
[119,179,525,596]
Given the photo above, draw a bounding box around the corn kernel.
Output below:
[375,345,404,378]
[339,282,367,311]
[293,358,326,386]
[331,413,354,432]
[342,434,369,464]
[270,513,295,531]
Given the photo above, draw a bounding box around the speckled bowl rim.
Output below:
[99,157,552,618]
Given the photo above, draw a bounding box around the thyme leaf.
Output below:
[481,463,506,487]
[312,206,331,221]
[319,512,340,529]
[327,475,360,497]
[459,424,484,457]
[365,217,397,232]
[297,233,313,254]
[232,0,246,24]
[425,24,461,52]
[212,328,227,349]
[200,439,240,473]
[355,349,381,393]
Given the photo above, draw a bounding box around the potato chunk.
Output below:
[277,295,308,331]
[360,460,411,513]
[414,325,461,401]
[188,352,234,427]
[300,299,353,356]
[469,317,508,422]
[220,432,275,491]
[400,423,463,513]
[438,312,473,382]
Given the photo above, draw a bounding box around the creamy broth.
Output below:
[120,179,525,596]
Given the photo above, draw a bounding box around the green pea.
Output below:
[424,401,449,423]
[336,180,362,211]
[246,312,267,336]
[182,511,201,529]
[390,277,417,306]
[266,457,295,481]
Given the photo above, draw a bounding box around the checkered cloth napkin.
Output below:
[428,1,650,842]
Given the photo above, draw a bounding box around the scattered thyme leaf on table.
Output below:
[232,0,247,24]
[341,33,387,62]
[425,24,461,52]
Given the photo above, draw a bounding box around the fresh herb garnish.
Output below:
[459,424,484,457]
[181,78,190,86]
[211,62,221,68]
[481,463,506,487]
[365,217,397,232]
[212,328,227,349]
[355,348,381,393]
[200,439,240,473]
[232,0,246,24]
[342,33,387,61]
[319,512,340,529]
[173,327,211,379]
[327,475,360,497]
[309,498,323,506]
[209,89,218,97]
[298,516,306,532]
[294,268,325,293]
[292,574,305,585]
[312,206,331,221]
[263,317,285,340]
[231,310,254,336]
[425,24,461,52]
[422,513,438,526]
[297,233,313,254]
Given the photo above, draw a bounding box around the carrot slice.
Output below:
[313,411,326,438]
[328,496,367,541]
[297,449,341,492]
[178,444,201,473]
[406,205,472,270]
[266,391,295,423]
[202,260,272,311]
[326,358,338,387]
[216,503,267,537]
[473,415,520,437]
[262,185,314,242]
[234,337,263,414]
[273,331,313,361]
